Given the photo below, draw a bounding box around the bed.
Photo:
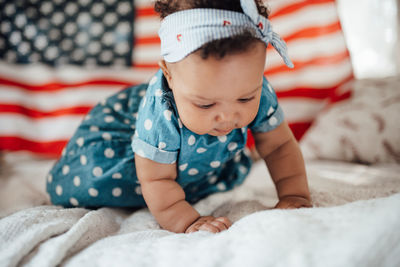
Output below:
[1,0,400,266]
[1,152,400,267]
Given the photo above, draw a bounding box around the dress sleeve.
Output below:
[131,88,181,164]
[249,77,285,133]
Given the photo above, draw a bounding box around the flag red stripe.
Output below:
[135,1,337,20]
[289,121,313,140]
[0,77,136,92]
[271,0,336,19]
[284,21,342,43]
[275,76,353,99]
[135,7,157,18]
[132,63,160,69]
[265,50,351,75]
[0,77,352,120]
[133,21,343,47]
[0,104,91,119]
[0,121,313,158]
[0,136,66,157]
[135,36,160,46]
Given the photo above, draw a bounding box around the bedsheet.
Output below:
[1,153,400,267]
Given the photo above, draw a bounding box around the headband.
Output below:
[158,0,294,68]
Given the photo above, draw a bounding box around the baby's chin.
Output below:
[208,128,234,136]
[183,124,231,137]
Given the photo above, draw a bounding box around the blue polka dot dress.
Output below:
[46,69,284,208]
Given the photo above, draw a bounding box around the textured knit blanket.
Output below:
[1,155,400,267]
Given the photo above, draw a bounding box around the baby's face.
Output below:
[161,41,267,136]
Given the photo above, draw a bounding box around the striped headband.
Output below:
[158,0,294,68]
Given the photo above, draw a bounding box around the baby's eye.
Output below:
[238,96,255,103]
[196,103,215,109]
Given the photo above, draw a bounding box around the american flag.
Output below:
[0,0,353,157]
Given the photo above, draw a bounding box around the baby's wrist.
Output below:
[155,200,200,233]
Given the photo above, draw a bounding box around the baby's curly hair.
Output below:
[154,0,270,60]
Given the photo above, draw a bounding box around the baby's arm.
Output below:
[253,121,312,208]
[135,155,231,233]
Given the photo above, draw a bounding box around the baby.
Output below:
[47,0,312,234]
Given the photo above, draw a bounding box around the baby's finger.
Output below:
[210,220,228,231]
[198,222,220,233]
[215,217,232,228]
[185,224,199,233]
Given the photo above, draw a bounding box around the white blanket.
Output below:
[1,154,400,267]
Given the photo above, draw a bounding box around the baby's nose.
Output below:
[215,109,238,124]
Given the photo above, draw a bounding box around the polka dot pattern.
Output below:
[62,165,70,175]
[269,116,278,126]
[188,135,196,146]
[76,137,84,147]
[112,187,122,197]
[188,168,199,175]
[218,136,227,143]
[179,163,188,171]
[104,115,115,123]
[210,161,221,168]
[104,148,115,158]
[73,176,81,186]
[112,173,122,179]
[92,166,103,177]
[196,147,206,153]
[89,188,99,197]
[90,126,99,132]
[158,142,166,150]
[135,186,142,195]
[144,119,152,130]
[102,132,112,141]
[79,155,87,166]
[114,103,122,111]
[163,110,172,121]
[46,70,278,207]
[56,185,63,195]
[70,198,79,206]
[155,89,163,97]
[228,142,237,151]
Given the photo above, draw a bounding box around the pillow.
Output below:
[300,76,400,164]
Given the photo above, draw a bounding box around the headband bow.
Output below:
[158,0,294,68]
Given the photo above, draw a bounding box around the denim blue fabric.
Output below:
[47,69,283,208]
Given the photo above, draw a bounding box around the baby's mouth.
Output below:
[214,128,233,135]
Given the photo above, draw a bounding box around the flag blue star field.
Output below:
[0,0,134,66]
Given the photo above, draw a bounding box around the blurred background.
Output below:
[336,0,400,79]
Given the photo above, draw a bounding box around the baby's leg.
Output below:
[46,85,147,208]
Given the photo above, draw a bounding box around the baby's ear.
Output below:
[158,60,172,81]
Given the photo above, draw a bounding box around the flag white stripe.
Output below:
[133,45,162,63]
[0,114,83,141]
[267,59,353,90]
[266,31,348,68]
[0,62,155,85]
[268,0,306,15]
[135,17,161,37]
[135,0,154,8]
[0,100,321,141]
[0,86,123,111]
[272,3,339,37]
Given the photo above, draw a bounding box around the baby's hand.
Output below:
[275,196,312,209]
[185,216,232,234]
